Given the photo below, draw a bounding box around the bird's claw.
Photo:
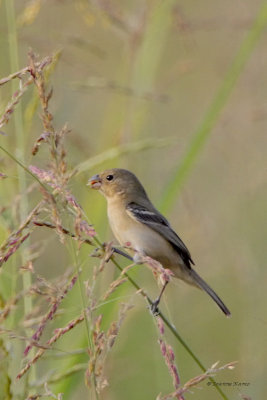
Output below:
[150,299,160,316]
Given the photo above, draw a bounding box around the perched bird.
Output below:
[88,168,231,316]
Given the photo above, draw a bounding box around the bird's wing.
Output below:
[126,202,194,267]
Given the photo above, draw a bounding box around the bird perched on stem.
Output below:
[88,168,231,316]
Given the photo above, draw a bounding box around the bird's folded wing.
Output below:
[126,202,194,267]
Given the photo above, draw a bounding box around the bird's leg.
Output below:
[112,246,133,261]
[150,281,169,315]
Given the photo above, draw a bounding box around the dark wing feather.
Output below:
[126,202,194,267]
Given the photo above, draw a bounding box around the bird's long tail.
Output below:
[189,268,231,316]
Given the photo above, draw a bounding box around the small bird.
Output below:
[88,168,231,316]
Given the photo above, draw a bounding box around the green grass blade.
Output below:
[75,137,174,174]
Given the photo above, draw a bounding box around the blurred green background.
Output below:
[0,1,267,399]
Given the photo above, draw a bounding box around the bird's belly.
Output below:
[109,213,181,268]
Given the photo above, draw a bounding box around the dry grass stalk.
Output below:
[156,361,237,400]
[23,275,78,356]
[156,317,183,399]
[102,262,135,300]
[0,202,43,267]
[0,55,52,129]
[85,302,134,393]
[17,313,85,379]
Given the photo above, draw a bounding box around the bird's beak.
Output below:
[87,174,102,189]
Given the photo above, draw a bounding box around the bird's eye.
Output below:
[106,175,114,181]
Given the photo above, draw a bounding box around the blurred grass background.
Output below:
[0,0,267,399]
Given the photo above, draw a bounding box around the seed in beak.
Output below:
[88,174,102,189]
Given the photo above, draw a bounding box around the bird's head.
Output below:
[88,168,147,201]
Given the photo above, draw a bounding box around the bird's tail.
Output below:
[189,268,231,317]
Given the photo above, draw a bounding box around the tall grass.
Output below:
[0,1,265,400]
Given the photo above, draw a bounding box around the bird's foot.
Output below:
[150,298,160,316]
[133,251,145,265]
